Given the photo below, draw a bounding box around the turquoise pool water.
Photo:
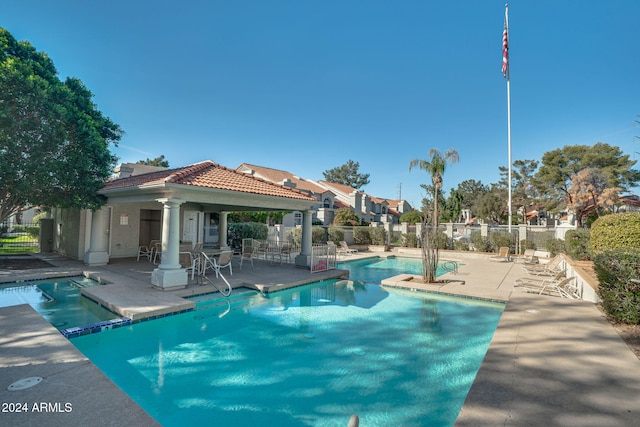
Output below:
[337,256,453,282]
[0,277,120,330]
[72,257,504,426]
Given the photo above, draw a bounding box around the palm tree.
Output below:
[409,148,460,282]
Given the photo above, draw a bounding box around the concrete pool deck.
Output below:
[1,251,639,426]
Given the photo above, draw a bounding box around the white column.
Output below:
[295,210,314,268]
[84,207,110,266]
[218,211,229,249]
[152,198,188,289]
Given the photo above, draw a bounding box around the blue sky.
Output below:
[4,1,639,208]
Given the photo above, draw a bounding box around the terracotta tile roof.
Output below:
[317,180,361,195]
[102,160,317,201]
[333,199,351,209]
[386,199,405,207]
[237,163,292,183]
[369,195,387,204]
[237,163,330,196]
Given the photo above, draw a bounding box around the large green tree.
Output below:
[0,28,122,223]
[535,143,640,207]
[455,179,488,212]
[498,159,540,223]
[322,159,370,189]
[474,184,508,224]
[409,148,459,282]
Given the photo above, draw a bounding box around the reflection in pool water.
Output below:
[72,276,503,427]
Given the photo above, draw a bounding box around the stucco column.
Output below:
[295,210,314,268]
[445,223,454,239]
[152,198,188,289]
[84,207,110,266]
[218,211,229,249]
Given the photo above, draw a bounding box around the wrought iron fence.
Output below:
[0,221,40,254]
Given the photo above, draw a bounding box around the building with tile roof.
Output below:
[237,163,413,225]
[49,160,319,289]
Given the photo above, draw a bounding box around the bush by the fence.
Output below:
[453,240,470,251]
[228,222,268,249]
[564,229,591,260]
[471,231,491,252]
[519,239,536,254]
[327,227,344,244]
[369,227,386,246]
[490,234,512,253]
[594,249,640,324]
[545,238,565,257]
[353,227,371,245]
[402,233,417,248]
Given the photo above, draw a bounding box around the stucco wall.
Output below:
[108,202,160,258]
[51,207,85,260]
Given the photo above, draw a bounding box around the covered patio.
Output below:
[67,160,320,290]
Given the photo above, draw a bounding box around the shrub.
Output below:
[311,226,326,243]
[519,239,536,254]
[290,226,329,244]
[564,229,591,260]
[228,222,268,249]
[369,227,386,245]
[353,227,371,245]
[590,213,640,253]
[453,240,470,251]
[490,234,512,253]
[402,233,417,248]
[545,238,565,257]
[327,227,344,244]
[470,232,492,252]
[434,231,449,249]
[594,249,640,324]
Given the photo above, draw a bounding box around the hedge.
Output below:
[590,213,640,253]
[594,249,640,324]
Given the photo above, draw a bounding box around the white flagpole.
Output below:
[503,4,512,232]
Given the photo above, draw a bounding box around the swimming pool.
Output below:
[0,277,122,332]
[71,257,504,426]
[337,256,454,283]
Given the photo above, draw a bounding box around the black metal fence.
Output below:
[0,221,40,254]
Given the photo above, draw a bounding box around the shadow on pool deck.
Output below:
[1,251,640,426]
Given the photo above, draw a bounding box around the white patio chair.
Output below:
[212,251,233,278]
[137,239,159,261]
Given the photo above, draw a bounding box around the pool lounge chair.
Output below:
[522,255,563,276]
[515,270,565,288]
[490,246,511,262]
[514,249,539,265]
[339,241,358,255]
[523,276,579,299]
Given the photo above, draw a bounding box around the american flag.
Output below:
[502,7,509,78]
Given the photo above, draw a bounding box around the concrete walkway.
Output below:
[1,251,639,426]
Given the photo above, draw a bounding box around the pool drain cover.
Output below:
[8,376,43,391]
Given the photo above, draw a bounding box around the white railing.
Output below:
[310,243,336,273]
